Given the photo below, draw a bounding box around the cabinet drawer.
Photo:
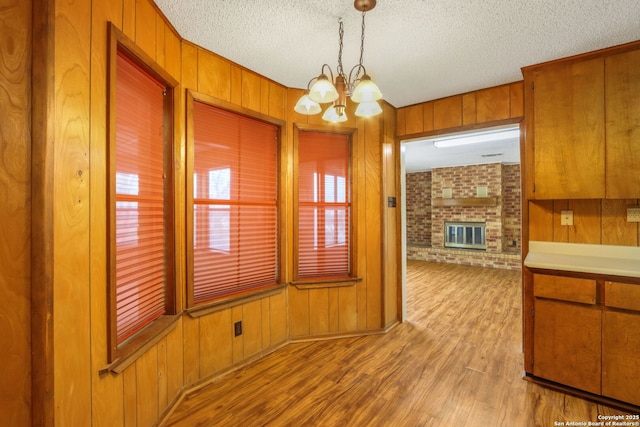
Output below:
[533,274,597,304]
[605,281,640,311]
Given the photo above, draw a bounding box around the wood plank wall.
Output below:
[529,200,640,246]
[383,105,400,325]
[55,0,92,425]
[396,82,524,138]
[22,0,399,425]
[0,0,32,425]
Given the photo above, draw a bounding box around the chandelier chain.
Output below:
[337,19,345,77]
[358,10,366,72]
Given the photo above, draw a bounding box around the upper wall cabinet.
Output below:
[524,58,605,199]
[523,41,640,199]
[605,49,640,198]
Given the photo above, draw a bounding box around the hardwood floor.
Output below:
[162,261,631,426]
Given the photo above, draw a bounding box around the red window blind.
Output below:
[192,101,278,304]
[114,51,169,343]
[298,131,350,278]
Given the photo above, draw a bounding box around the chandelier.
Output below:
[294,0,383,123]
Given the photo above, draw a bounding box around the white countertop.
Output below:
[524,241,640,279]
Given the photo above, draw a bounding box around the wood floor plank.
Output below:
[162,261,633,426]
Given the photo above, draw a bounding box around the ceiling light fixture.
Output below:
[433,127,520,149]
[294,0,383,123]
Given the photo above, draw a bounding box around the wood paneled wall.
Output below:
[54,0,91,424]
[529,199,640,246]
[383,104,400,325]
[396,82,524,138]
[23,0,399,425]
[0,0,32,425]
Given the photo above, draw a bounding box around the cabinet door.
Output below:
[533,299,601,394]
[605,49,640,198]
[602,311,640,406]
[531,58,605,199]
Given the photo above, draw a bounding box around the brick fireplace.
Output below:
[406,163,521,270]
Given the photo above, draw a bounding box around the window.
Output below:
[188,98,279,305]
[108,27,177,362]
[297,131,351,279]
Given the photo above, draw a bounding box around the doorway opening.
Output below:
[399,124,522,319]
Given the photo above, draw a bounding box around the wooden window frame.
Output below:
[185,90,285,310]
[106,24,179,365]
[293,124,357,283]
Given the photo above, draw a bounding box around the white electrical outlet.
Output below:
[561,210,573,226]
[628,206,640,223]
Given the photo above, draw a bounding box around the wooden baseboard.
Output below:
[156,389,187,427]
[524,373,640,414]
[289,328,387,343]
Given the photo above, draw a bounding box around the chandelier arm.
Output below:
[347,64,367,93]
[320,63,335,82]
[306,77,317,90]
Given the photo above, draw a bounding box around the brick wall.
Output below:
[406,162,522,270]
[502,164,521,252]
[405,171,431,245]
[431,163,503,252]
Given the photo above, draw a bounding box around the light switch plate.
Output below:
[561,210,573,226]
[628,206,640,223]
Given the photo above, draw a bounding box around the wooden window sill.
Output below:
[100,314,181,375]
[186,283,287,318]
[291,277,363,290]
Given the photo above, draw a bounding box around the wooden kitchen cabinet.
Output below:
[533,299,602,394]
[522,41,640,199]
[529,274,640,406]
[605,49,640,198]
[602,281,640,406]
[602,311,640,406]
[532,275,601,395]
[525,57,605,199]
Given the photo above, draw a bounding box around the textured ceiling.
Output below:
[154,0,639,173]
[155,0,639,108]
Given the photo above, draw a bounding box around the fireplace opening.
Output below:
[445,222,486,250]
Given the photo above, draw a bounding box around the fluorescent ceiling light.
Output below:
[433,127,520,149]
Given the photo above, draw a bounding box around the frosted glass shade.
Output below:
[309,76,339,103]
[351,75,382,103]
[355,100,382,117]
[294,94,322,115]
[322,105,348,123]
